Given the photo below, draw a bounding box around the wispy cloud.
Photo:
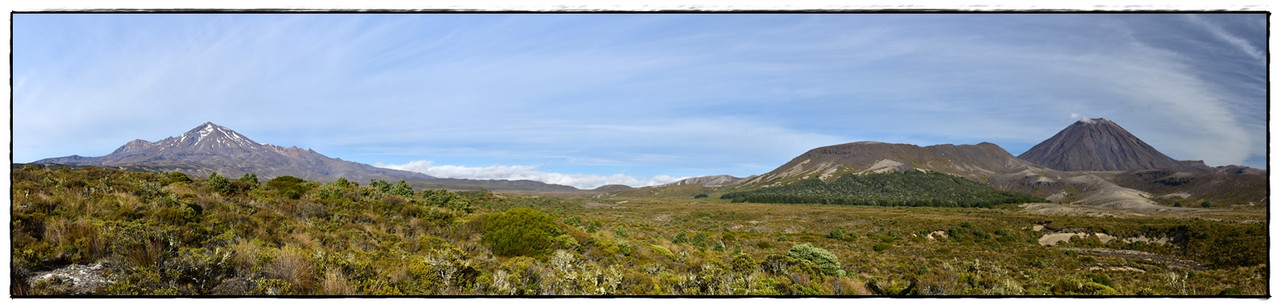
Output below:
[12,14,1267,175]
[1184,14,1265,62]
[376,160,682,189]
[1034,23,1255,166]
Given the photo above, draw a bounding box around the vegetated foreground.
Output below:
[11,165,1267,296]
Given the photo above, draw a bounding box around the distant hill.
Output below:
[34,122,579,192]
[744,141,1039,185]
[592,184,635,192]
[1017,118,1211,172]
[661,175,747,187]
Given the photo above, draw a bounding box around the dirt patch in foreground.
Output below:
[1018,202,1224,219]
[1063,247,1204,271]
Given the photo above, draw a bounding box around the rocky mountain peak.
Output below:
[34,122,436,183]
[171,122,260,149]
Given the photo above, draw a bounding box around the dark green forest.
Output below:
[722,171,1046,207]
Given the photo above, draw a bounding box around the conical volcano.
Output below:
[34,122,438,182]
[1018,118,1204,172]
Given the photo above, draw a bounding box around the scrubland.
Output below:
[10,165,1267,296]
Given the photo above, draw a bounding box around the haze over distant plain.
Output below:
[12,13,1267,189]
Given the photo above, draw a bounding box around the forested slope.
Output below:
[722,170,1046,207]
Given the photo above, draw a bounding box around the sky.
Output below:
[11,13,1269,189]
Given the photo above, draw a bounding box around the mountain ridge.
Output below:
[743,141,1039,185]
[35,122,579,192]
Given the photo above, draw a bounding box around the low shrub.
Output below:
[787,244,843,276]
[265,176,311,199]
[480,208,564,257]
[872,242,891,252]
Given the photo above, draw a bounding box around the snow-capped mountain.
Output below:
[35,122,437,183]
[34,122,580,191]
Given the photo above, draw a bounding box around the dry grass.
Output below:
[268,245,315,291]
[230,239,262,272]
[113,192,142,214]
[291,230,319,250]
[123,236,167,268]
[830,276,868,295]
[42,217,108,262]
[321,267,354,295]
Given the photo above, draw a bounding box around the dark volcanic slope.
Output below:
[1018,118,1209,173]
[37,122,437,183]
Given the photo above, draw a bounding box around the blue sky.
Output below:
[12,13,1268,189]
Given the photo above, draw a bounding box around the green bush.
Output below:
[369,179,391,193]
[445,198,472,214]
[788,244,843,276]
[1052,278,1119,295]
[827,228,850,241]
[334,177,351,188]
[563,217,582,227]
[389,180,414,197]
[756,241,773,249]
[690,232,709,248]
[648,244,675,259]
[165,172,192,184]
[872,242,891,252]
[208,172,232,195]
[672,232,689,244]
[617,242,633,256]
[239,173,260,186]
[585,220,603,233]
[1081,273,1114,287]
[481,208,564,257]
[760,254,824,280]
[265,176,311,199]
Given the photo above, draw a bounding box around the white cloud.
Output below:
[1185,15,1265,62]
[376,160,684,190]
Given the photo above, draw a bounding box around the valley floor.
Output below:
[560,195,1267,295]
